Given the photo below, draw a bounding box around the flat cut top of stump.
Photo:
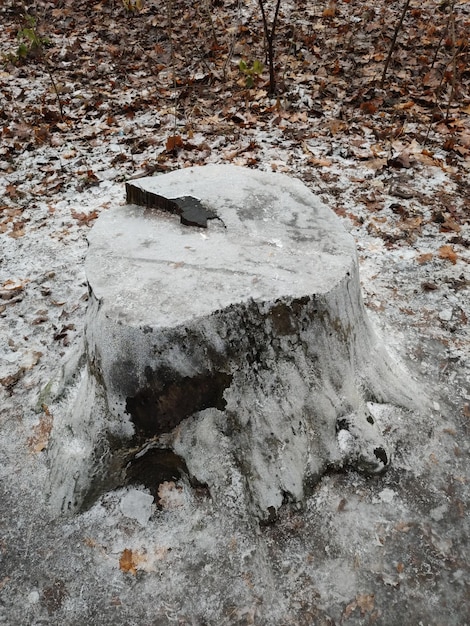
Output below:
[86,165,356,327]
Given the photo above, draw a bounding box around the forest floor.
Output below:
[0,0,469,624]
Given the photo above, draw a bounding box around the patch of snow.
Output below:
[119,488,154,526]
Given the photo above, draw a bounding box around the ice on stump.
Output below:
[48,165,421,520]
[120,488,154,526]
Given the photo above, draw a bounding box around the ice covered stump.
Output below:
[48,165,420,519]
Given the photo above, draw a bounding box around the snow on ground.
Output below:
[1,1,469,624]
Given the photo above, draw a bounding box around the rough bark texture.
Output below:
[48,165,422,520]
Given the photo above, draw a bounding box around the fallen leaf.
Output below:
[388,152,412,168]
[119,548,139,575]
[308,156,332,167]
[122,0,143,12]
[438,245,458,264]
[165,135,184,152]
[5,184,18,198]
[440,218,461,233]
[0,369,25,390]
[71,209,99,226]
[360,101,378,114]
[417,252,433,264]
[1,279,28,299]
[322,2,336,17]
[395,101,415,110]
[328,119,347,134]
[8,222,26,238]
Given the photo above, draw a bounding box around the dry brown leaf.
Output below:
[1,279,27,297]
[71,209,99,226]
[395,101,415,110]
[388,152,412,169]
[364,158,387,171]
[328,119,347,135]
[165,135,184,152]
[422,69,441,88]
[415,152,439,167]
[119,548,139,575]
[417,252,433,264]
[6,219,26,238]
[454,145,470,157]
[440,218,461,233]
[322,2,336,17]
[5,184,18,198]
[438,245,458,265]
[360,101,378,114]
[0,369,25,390]
[308,156,332,167]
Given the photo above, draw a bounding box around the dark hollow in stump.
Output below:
[48,165,422,520]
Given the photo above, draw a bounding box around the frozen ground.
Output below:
[1,137,469,626]
[1,0,469,623]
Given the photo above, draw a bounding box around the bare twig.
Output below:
[167,0,178,135]
[203,0,218,48]
[222,0,242,81]
[424,0,459,143]
[380,0,412,89]
[430,21,449,70]
[258,0,283,94]
[44,64,64,121]
[445,0,457,121]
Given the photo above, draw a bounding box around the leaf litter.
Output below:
[0,0,469,624]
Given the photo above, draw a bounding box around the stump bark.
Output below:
[48,165,420,519]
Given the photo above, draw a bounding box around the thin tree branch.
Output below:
[258,0,282,94]
[45,65,64,121]
[167,0,178,135]
[380,0,412,89]
[445,0,457,121]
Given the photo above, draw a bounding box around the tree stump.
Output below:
[48,165,420,519]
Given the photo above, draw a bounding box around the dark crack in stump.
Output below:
[126,182,219,228]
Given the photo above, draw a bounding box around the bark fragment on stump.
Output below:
[48,165,422,519]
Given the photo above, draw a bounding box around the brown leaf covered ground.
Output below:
[1,0,470,184]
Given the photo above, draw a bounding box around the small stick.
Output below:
[380,0,412,89]
[167,0,178,135]
[258,0,283,94]
[445,1,457,121]
[45,65,64,121]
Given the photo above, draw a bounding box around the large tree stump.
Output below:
[48,165,420,519]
